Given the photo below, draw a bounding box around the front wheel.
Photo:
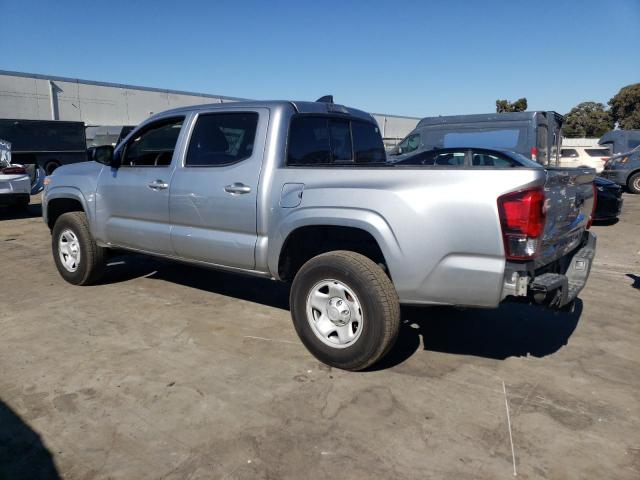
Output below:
[52,212,106,285]
[290,251,400,371]
[628,172,640,194]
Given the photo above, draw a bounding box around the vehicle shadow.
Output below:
[626,274,640,290]
[0,202,42,220]
[99,253,290,310]
[0,400,60,479]
[370,300,583,370]
[98,254,582,369]
[592,218,619,226]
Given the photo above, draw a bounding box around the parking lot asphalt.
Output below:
[1,194,639,480]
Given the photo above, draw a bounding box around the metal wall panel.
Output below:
[0,71,420,141]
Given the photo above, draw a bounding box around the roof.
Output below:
[417,111,561,128]
[599,129,640,144]
[151,100,375,123]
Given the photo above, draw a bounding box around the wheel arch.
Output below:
[270,209,402,282]
[45,188,90,230]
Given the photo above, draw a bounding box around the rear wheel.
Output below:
[628,172,640,194]
[290,251,400,371]
[52,212,106,285]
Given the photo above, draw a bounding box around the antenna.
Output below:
[315,95,334,104]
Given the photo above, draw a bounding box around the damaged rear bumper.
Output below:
[501,232,596,309]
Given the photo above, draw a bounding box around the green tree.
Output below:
[608,83,640,129]
[562,102,613,138]
[496,98,528,113]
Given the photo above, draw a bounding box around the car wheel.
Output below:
[290,251,400,371]
[52,212,106,285]
[628,172,640,194]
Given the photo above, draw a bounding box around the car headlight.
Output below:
[597,186,604,192]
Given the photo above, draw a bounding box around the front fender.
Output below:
[266,206,403,280]
[43,186,93,227]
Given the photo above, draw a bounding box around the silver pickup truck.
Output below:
[43,100,597,370]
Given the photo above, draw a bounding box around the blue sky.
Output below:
[1,0,639,118]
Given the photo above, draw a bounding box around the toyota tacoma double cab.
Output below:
[42,99,597,370]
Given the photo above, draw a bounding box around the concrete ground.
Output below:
[1,194,638,480]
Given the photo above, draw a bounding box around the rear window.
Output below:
[585,149,610,157]
[287,116,385,166]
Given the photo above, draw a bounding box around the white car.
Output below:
[0,139,31,210]
[559,146,611,172]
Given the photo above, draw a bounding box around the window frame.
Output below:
[183,111,260,168]
[397,133,421,154]
[285,114,385,168]
[119,116,185,168]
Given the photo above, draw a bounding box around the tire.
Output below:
[290,251,400,371]
[52,212,106,285]
[628,172,640,194]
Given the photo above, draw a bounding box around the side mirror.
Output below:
[87,145,115,166]
[397,147,403,155]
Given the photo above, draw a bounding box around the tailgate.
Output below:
[537,167,596,267]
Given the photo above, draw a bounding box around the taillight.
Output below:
[530,146,538,162]
[498,187,546,260]
[587,183,597,229]
[1,166,26,175]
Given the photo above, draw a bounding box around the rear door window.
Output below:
[186,112,258,166]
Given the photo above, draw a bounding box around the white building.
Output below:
[0,70,419,147]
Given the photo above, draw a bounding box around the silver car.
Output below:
[0,140,30,210]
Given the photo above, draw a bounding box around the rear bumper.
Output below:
[594,190,623,220]
[501,231,596,308]
[0,192,30,206]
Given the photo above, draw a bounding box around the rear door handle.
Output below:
[148,179,169,190]
[224,183,251,195]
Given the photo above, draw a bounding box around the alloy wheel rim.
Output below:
[58,229,81,272]
[305,279,364,348]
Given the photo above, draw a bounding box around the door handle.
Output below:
[224,183,251,195]
[148,179,169,190]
